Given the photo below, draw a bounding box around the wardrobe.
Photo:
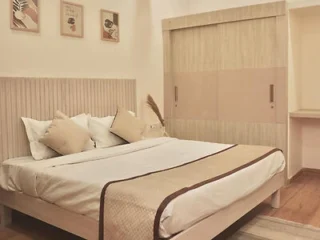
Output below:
[163,2,288,172]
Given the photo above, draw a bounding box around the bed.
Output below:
[0,77,286,240]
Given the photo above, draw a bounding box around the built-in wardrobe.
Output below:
[163,2,288,175]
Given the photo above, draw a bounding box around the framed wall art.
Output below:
[60,1,84,38]
[10,0,39,33]
[101,9,119,42]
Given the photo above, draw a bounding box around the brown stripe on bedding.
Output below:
[99,145,281,240]
[153,147,281,240]
[98,144,237,240]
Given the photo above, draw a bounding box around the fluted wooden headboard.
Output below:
[0,77,136,163]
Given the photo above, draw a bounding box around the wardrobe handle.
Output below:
[174,86,178,102]
[269,84,274,103]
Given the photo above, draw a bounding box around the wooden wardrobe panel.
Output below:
[166,119,282,150]
[174,72,218,120]
[165,119,220,143]
[218,68,276,123]
[163,30,174,119]
[219,17,277,70]
[171,25,220,73]
[164,73,174,119]
[276,16,288,68]
[218,121,276,146]
[162,1,286,31]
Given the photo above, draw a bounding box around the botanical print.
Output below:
[101,10,119,42]
[11,0,39,32]
[61,1,83,38]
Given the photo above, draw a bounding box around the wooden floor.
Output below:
[260,170,320,227]
[1,171,320,240]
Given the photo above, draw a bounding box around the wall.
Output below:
[291,8,320,170]
[302,119,320,169]
[300,13,320,109]
[0,0,136,79]
[134,0,189,123]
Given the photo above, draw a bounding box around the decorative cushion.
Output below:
[110,107,146,143]
[22,112,94,160]
[89,116,126,148]
[39,117,91,155]
[88,111,136,148]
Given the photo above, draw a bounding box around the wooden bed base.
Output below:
[0,171,284,240]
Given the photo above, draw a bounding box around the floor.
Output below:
[0,171,319,240]
[260,170,320,227]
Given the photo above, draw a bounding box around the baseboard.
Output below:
[289,168,320,183]
[303,168,320,174]
[289,169,304,183]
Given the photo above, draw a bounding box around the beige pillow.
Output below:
[21,112,94,160]
[110,107,146,143]
[55,111,95,151]
[40,112,91,155]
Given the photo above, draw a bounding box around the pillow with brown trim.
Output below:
[110,107,146,143]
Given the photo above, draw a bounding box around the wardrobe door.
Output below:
[217,18,277,123]
[168,25,220,140]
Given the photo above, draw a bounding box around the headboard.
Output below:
[0,77,136,163]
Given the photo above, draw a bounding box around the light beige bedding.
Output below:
[0,138,285,239]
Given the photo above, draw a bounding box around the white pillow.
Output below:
[22,114,94,160]
[89,116,126,148]
[88,111,135,148]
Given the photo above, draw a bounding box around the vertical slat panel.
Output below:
[106,80,111,114]
[76,79,81,115]
[110,79,116,114]
[53,79,59,114]
[0,80,7,160]
[6,80,13,158]
[97,79,102,117]
[70,79,76,116]
[11,79,18,158]
[48,78,54,119]
[20,78,29,156]
[0,77,136,163]
[15,79,23,156]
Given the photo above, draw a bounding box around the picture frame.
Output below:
[10,0,40,33]
[101,9,119,42]
[60,1,84,38]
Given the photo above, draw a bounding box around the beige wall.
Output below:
[0,0,136,79]
[134,0,189,123]
[302,120,320,169]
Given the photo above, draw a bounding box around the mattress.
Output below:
[0,137,285,238]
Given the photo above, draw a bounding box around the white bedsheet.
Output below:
[0,137,285,238]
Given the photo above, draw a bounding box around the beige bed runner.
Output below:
[99,144,280,240]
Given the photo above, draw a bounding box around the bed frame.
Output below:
[0,77,285,239]
[0,172,284,239]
